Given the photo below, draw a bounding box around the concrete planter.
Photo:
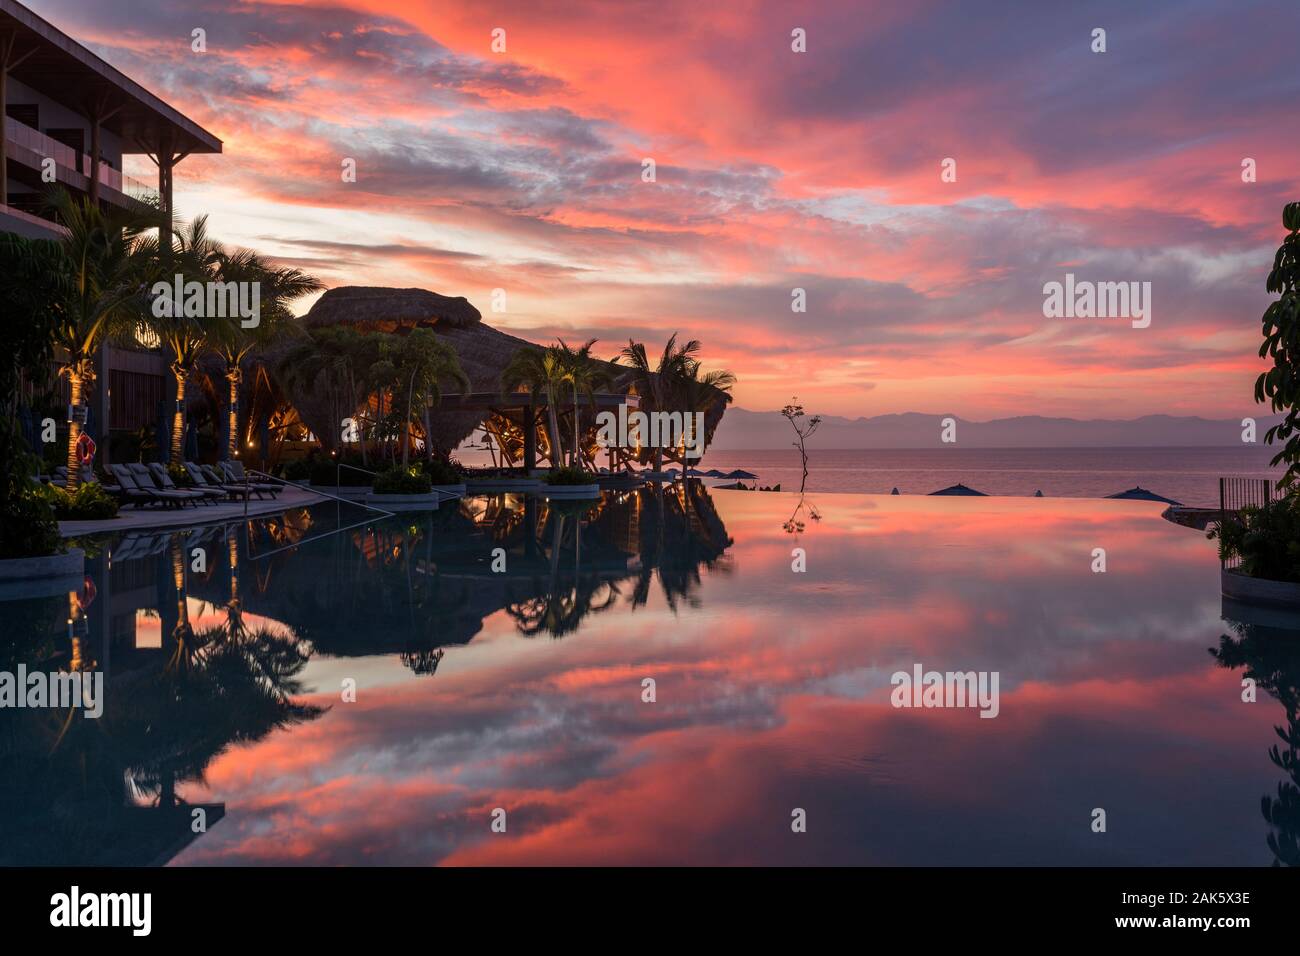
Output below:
[597,473,643,486]
[465,478,543,493]
[1221,567,1300,610]
[0,548,84,600]
[310,482,372,500]
[431,483,467,497]
[365,491,440,511]
[540,484,601,499]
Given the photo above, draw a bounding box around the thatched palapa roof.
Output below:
[279,285,729,457]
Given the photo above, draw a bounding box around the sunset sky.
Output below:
[32,0,1299,419]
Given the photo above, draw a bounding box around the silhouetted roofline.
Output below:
[1,0,221,154]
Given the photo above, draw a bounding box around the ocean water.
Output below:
[689,446,1283,507]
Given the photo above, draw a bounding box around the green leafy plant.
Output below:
[1,492,61,558]
[1257,201,1300,490]
[38,482,120,521]
[421,458,463,485]
[372,466,432,495]
[543,466,596,486]
[282,458,312,482]
[0,418,60,558]
[167,463,194,487]
[1210,496,1300,582]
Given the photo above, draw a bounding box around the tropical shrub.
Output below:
[1210,496,1300,582]
[421,458,463,485]
[372,466,432,495]
[1207,201,1300,581]
[167,463,194,487]
[0,236,63,557]
[0,419,60,558]
[1256,201,1300,489]
[281,458,312,481]
[37,482,120,520]
[543,466,596,486]
[1,490,61,559]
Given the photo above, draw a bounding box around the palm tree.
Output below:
[379,328,469,466]
[0,232,69,419]
[204,246,321,460]
[501,345,568,468]
[41,190,158,490]
[156,216,239,465]
[617,334,700,473]
[337,327,382,463]
[675,361,736,467]
[556,338,612,468]
[277,326,362,452]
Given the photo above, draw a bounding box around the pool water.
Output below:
[2,486,1296,866]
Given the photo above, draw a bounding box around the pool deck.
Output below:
[58,486,329,537]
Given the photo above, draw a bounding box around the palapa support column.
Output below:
[523,403,537,473]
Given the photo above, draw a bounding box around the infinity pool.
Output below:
[3,487,1295,866]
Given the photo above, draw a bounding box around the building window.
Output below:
[5,103,39,129]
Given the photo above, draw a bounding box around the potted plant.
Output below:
[367,465,438,510]
[541,465,600,499]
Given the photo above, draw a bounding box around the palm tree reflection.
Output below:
[186,486,732,654]
[498,484,733,634]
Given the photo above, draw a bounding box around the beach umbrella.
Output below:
[185,421,199,461]
[929,482,987,496]
[890,487,899,495]
[1034,490,1044,497]
[1105,486,1182,506]
[704,469,724,478]
[724,469,758,480]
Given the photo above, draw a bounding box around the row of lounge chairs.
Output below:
[61,460,284,510]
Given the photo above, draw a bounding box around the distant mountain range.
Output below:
[709,408,1281,449]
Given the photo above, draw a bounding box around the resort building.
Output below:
[1,0,221,454]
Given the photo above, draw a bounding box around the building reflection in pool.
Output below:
[204,483,732,657]
[0,486,731,865]
[0,533,323,866]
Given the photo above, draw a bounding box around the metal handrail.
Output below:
[248,466,395,518]
[337,462,377,478]
[3,117,158,198]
